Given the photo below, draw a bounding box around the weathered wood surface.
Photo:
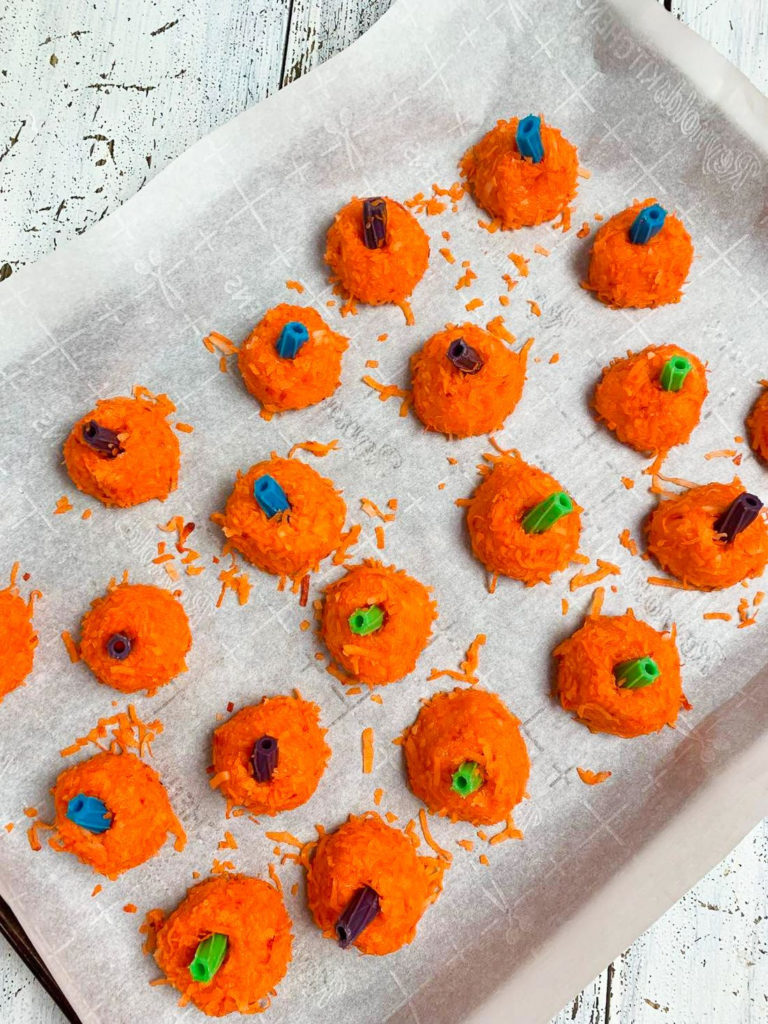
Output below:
[1,0,766,1021]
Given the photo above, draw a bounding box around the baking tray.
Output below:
[1,1,768,1022]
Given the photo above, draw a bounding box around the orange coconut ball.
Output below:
[747,386,768,464]
[403,687,529,826]
[460,117,579,228]
[50,751,185,878]
[466,454,581,585]
[63,389,180,507]
[584,198,693,308]
[554,611,685,738]
[593,344,707,455]
[238,304,348,414]
[306,812,444,956]
[646,479,768,589]
[411,324,529,438]
[212,695,330,816]
[79,582,191,696]
[320,560,437,686]
[324,196,429,308]
[151,874,293,1017]
[0,568,37,703]
[214,456,345,579]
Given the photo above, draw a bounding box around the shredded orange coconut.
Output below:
[61,630,80,663]
[619,529,638,557]
[703,612,732,621]
[285,279,304,293]
[54,496,73,515]
[286,439,339,459]
[59,705,163,760]
[508,253,529,277]
[526,300,542,317]
[362,727,374,774]
[570,560,621,591]
[360,498,395,522]
[362,376,412,417]
[577,768,612,786]
[621,477,635,490]
[428,633,486,686]
[418,809,452,863]
[465,297,484,311]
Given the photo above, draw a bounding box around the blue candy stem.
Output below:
[254,475,291,518]
[276,321,309,359]
[516,115,544,163]
[66,794,111,834]
[629,204,667,244]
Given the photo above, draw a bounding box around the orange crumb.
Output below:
[561,598,569,615]
[175,422,194,433]
[54,496,73,515]
[704,449,737,460]
[123,903,138,913]
[569,560,621,591]
[465,297,484,311]
[479,854,489,866]
[373,788,383,806]
[204,331,238,355]
[81,508,92,520]
[285,279,305,293]
[576,221,590,238]
[377,333,388,342]
[362,727,374,774]
[501,274,518,292]
[457,839,474,852]
[577,768,612,786]
[647,576,690,590]
[375,525,385,550]
[526,300,542,317]
[619,529,638,557]
[61,630,80,664]
[621,477,635,490]
[507,253,529,277]
[533,244,550,257]
[549,352,559,364]
[286,439,339,459]
[703,612,731,621]
[370,694,383,705]
[499,295,510,306]
[91,884,102,897]
[365,359,379,369]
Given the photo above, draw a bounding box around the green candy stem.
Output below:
[614,657,660,690]
[660,355,692,392]
[522,491,573,534]
[451,761,483,797]
[189,933,228,984]
[348,605,384,636]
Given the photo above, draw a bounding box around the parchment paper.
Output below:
[2,1,768,1022]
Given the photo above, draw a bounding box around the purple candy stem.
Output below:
[447,337,484,374]
[714,492,763,543]
[82,420,123,458]
[362,198,387,250]
[106,633,132,660]
[335,885,381,949]
[251,735,278,782]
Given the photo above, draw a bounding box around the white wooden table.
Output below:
[1,1,766,1021]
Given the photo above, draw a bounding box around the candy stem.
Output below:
[615,657,660,690]
[362,198,387,250]
[251,735,278,783]
[66,794,111,834]
[714,492,763,543]
[446,337,484,375]
[335,886,380,948]
[189,934,228,984]
[660,355,692,392]
[82,420,123,458]
[629,203,667,244]
[276,321,309,359]
[522,492,573,534]
[106,633,132,660]
[451,761,483,797]
[254,475,290,519]
[348,606,384,636]
[516,115,544,163]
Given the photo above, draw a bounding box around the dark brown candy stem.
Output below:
[335,885,381,948]
[106,633,132,660]
[362,198,387,250]
[446,337,484,375]
[714,492,763,543]
[82,420,123,458]
[251,735,278,782]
